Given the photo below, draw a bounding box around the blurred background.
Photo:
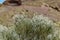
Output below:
[0,0,5,4]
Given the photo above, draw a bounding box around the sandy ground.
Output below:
[0,5,60,26]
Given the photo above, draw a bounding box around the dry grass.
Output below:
[0,5,60,26]
[22,0,60,9]
[0,0,60,40]
[0,6,35,26]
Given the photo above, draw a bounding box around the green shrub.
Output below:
[0,14,60,40]
[14,14,54,40]
[0,25,19,40]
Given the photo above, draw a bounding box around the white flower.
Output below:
[0,25,8,32]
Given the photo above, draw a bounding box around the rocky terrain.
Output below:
[0,0,59,26]
[0,0,60,40]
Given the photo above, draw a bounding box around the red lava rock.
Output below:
[3,0,22,6]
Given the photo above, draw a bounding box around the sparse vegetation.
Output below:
[0,0,60,40]
[0,14,60,40]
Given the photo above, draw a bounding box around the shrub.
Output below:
[0,14,60,40]
[14,14,54,40]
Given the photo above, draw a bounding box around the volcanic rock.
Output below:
[3,0,22,6]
